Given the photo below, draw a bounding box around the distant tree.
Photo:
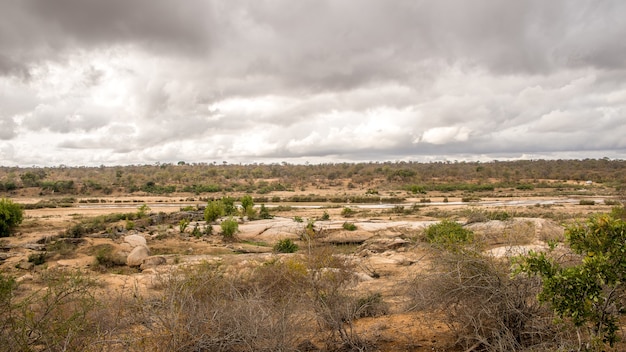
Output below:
[0,198,23,237]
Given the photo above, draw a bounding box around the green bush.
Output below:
[274,239,299,253]
[518,213,626,349]
[0,198,23,237]
[259,204,273,219]
[424,220,474,249]
[342,222,357,231]
[341,207,355,218]
[28,252,47,265]
[220,218,238,238]
[204,200,225,222]
[579,199,596,205]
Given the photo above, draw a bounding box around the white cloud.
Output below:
[0,1,625,166]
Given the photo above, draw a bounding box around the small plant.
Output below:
[137,204,151,218]
[179,218,190,233]
[28,252,47,265]
[259,204,273,219]
[274,238,299,253]
[341,207,355,218]
[579,199,595,205]
[293,216,303,223]
[94,244,125,269]
[204,224,213,236]
[191,224,202,238]
[125,218,135,231]
[220,217,238,239]
[320,211,330,220]
[342,222,357,231]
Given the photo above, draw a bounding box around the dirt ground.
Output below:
[1,188,622,351]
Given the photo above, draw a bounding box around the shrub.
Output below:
[94,244,125,269]
[424,220,474,250]
[179,218,190,233]
[579,199,595,205]
[221,217,238,238]
[341,207,355,218]
[518,214,626,349]
[240,195,254,214]
[28,252,47,265]
[293,216,303,223]
[0,198,23,237]
[355,292,388,318]
[204,200,224,222]
[259,204,273,219]
[221,196,237,216]
[342,222,357,231]
[411,248,554,351]
[274,239,299,253]
[320,211,330,220]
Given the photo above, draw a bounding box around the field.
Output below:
[1,160,626,351]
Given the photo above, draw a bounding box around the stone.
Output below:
[140,256,166,270]
[124,234,147,248]
[126,245,150,267]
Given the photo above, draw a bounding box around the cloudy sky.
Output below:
[1,0,625,166]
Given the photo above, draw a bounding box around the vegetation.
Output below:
[342,222,357,231]
[273,238,299,253]
[204,199,224,222]
[0,198,23,237]
[518,212,626,350]
[424,220,474,250]
[220,217,238,238]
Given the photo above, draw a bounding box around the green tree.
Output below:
[518,213,626,349]
[204,200,224,223]
[240,195,257,219]
[221,196,237,216]
[0,198,23,237]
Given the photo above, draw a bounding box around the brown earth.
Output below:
[1,189,622,351]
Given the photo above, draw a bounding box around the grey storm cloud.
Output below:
[0,0,625,166]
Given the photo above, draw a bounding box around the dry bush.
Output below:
[0,269,133,352]
[409,248,573,351]
[304,246,378,351]
[140,261,314,352]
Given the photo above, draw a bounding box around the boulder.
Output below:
[140,256,166,270]
[127,245,150,267]
[124,234,147,248]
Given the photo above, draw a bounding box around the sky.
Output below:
[1,0,625,167]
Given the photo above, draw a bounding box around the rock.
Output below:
[355,272,375,281]
[22,243,46,251]
[360,238,409,253]
[321,230,374,244]
[0,253,12,261]
[127,245,150,267]
[140,256,166,270]
[124,234,147,248]
[36,235,58,244]
[16,274,34,283]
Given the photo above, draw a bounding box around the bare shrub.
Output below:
[141,261,313,352]
[304,246,376,351]
[409,248,570,351]
[0,270,113,351]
